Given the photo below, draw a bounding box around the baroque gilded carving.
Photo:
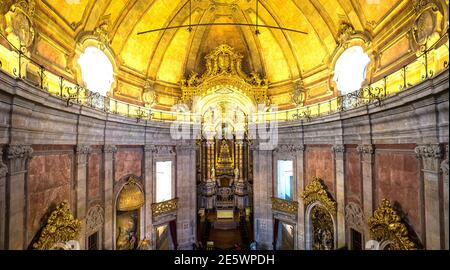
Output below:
[86,204,104,235]
[151,198,178,217]
[368,199,417,250]
[410,0,443,52]
[345,202,364,231]
[181,44,269,106]
[291,79,307,106]
[337,22,356,46]
[301,177,337,215]
[271,197,299,215]
[142,79,157,108]
[117,177,144,211]
[32,201,81,250]
[4,0,36,52]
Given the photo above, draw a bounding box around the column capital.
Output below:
[275,144,305,153]
[103,145,118,154]
[332,144,345,153]
[357,144,374,155]
[76,145,91,155]
[7,145,33,160]
[415,144,443,159]
[144,144,156,153]
[176,141,197,153]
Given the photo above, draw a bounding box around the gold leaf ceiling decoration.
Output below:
[2,0,446,109]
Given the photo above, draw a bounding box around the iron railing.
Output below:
[0,31,448,124]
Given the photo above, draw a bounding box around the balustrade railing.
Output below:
[271,197,299,215]
[0,31,448,124]
[151,198,178,217]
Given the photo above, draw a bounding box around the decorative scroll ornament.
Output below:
[142,79,157,108]
[93,22,110,50]
[411,0,443,52]
[271,197,299,215]
[345,202,364,231]
[117,177,145,211]
[181,44,269,106]
[414,144,442,159]
[337,22,356,46]
[7,144,33,159]
[151,198,178,217]
[357,144,374,155]
[76,145,91,155]
[103,145,118,154]
[33,201,81,250]
[301,177,337,214]
[4,0,36,52]
[86,205,104,235]
[368,199,417,250]
[291,79,307,106]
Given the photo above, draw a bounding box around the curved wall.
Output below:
[0,68,448,250]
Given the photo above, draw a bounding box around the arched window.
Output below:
[77,46,114,96]
[333,46,370,95]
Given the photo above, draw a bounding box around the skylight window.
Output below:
[77,46,114,96]
[333,46,370,95]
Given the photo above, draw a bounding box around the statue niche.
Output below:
[115,177,144,250]
[311,205,334,250]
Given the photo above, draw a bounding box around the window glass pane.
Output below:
[156,161,172,203]
[77,46,114,96]
[333,46,370,95]
[277,160,293,200]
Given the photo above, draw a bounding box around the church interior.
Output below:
[0,0,448,251]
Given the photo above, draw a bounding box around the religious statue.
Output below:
[116,212,138,250]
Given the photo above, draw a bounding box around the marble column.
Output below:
[143,144,155,249]
[252,144,273,249]
[6,145,33,250]
[332,145,346,249]
[0,148,7,250]
[76,145,90,250]
[357,144,374,239]
[442,145,449,250]
[176,141,197,250]
[102,145,117,250]
[237,140,244,180]
[295,145,305,250]
[415,144,443,250]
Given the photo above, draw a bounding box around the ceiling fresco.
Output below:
[1,0,447,109]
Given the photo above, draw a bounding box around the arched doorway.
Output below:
[114,176,145,250]
[301,178,337,250]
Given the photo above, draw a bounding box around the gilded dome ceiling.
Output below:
[2,0,447,110]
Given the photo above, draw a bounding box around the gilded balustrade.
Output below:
[151,198,179,217]
[271,197,299,215]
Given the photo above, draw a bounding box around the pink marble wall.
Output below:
[305,147,335,194]
[27,153,72,243]
[88,152,101,200]
[374,150,422,239]
[115,150,142,181]
[345,148,362,204]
